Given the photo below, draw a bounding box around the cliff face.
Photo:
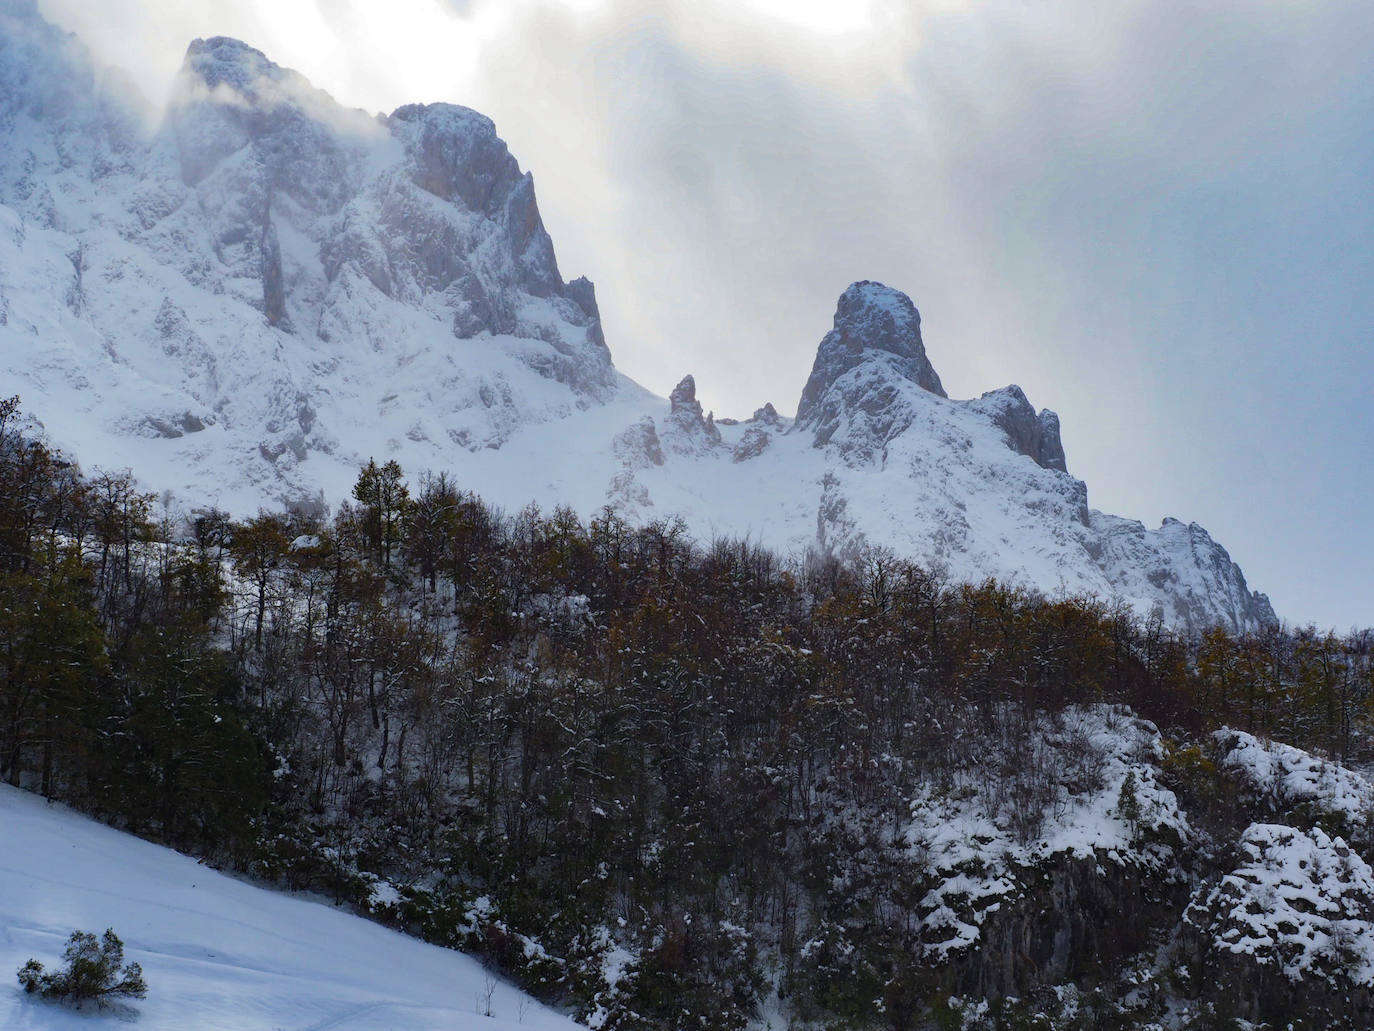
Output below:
[0,14,612,508]
[0,4,1274,632]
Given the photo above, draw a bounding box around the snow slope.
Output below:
[0,1,1273,632]
[0,784,582,1030]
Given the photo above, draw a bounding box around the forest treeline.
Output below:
[2,394,1372,1028]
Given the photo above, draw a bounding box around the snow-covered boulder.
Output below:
[1185,822,1374,1024]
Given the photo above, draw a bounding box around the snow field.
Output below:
[0,784,581,1031]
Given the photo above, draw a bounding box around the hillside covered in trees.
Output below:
[3,394,1373,1030]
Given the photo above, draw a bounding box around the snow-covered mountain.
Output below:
[0,0,1274,632]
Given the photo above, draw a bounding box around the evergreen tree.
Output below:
[352,459,410,572]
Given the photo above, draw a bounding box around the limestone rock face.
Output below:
[972,385,1068,473]
[662,375,724,457]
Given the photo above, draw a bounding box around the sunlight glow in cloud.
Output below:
[742,0,876,35]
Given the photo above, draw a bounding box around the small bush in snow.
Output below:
[17,928,147,1005]
[1116,769,1142,833]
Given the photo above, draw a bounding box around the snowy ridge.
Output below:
[0,3,1273,632]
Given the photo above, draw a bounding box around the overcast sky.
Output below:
[38,0,1374,630]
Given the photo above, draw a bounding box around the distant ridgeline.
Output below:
[3,396,1373,1030]
[0,1,1274,634]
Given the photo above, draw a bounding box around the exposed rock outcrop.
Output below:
[662,375,723,456]
[795,280,945,450]
[750,402,782,426]
[612,416,664,470]
[732,426,772,463]
[972,384,1068,473]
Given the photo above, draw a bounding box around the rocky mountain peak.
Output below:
[169,36,374,197]
[157,33,612,404]
[795,281,945,430]
[182,37,281,97]
[793,281,948,456]
[390,104,516,213]
[670,374,701,414]
[382,100,595,331]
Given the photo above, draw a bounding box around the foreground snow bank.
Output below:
[0,785,581,1030]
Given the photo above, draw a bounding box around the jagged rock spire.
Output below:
[793,281,946,455]
[663,374,722,455]
[670,374,701,414]
[796,281,945,429]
